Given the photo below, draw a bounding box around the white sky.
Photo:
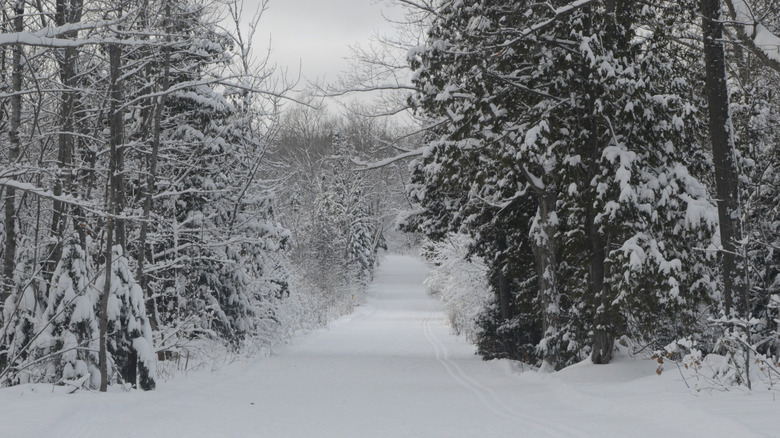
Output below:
[246,0,401,85]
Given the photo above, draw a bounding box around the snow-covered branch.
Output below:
[726,0,780,72]
[0,178,141,221]
[351,147,425,170]
[495,0,600,50]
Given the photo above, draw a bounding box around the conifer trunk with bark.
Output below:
[701,0,747,317]
[534,190,560,369]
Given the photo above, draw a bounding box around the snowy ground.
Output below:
[1,255,778,437]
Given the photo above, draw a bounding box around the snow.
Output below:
[523,120,549,149]
[132,337,157,380]
[731,0,780,65]
[0,178,141,221]
[1,255,778,437]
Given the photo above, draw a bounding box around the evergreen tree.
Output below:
[0,0,290,388]
[406,0,718,368]
[39,234,100,388]
[133,2,290,346]
[96,246,155,389]
[730,33,780,357]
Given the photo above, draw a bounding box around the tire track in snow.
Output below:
[421,298,585,438]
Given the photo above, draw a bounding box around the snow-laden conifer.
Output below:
[406,0,719,368]
[38,235,100,388]
[96,246,156,390]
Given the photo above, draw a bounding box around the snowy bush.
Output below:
[423,234,491,342]
[656,335,780,392]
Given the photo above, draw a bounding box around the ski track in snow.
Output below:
[0,254,777,438]
[421,294,585,438]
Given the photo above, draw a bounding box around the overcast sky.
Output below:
[246,0,400,85]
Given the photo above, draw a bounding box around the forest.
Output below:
[401,0,780,387]
[1,0,779,398]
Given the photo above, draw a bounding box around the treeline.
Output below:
[0,0,288,391]
[273,104,410,325]
[0,0,400,391]
[401,0,780,382]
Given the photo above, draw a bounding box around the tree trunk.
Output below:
[99,43,126,392]
[586,201,612,364]
[493,232,514,356]
[533,190,559,370]
[495,232,511,322]
[1,0,23,327]
[98,216,114,392]
[701,0,747,317]
[111,54,127,250]
[137,6,171,330]
[46,0,84,281]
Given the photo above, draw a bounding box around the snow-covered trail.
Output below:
[0,255,775,437]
